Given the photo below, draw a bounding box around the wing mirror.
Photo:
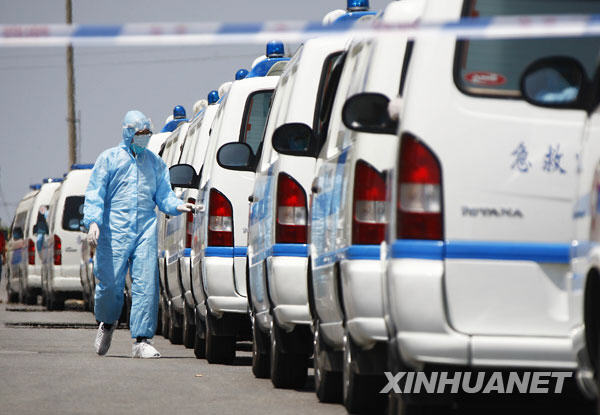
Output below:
[216,142,256,172]
[169,164,200,189]
[272,122,317,157]
[520,56,588,110]
[342,92,398,135]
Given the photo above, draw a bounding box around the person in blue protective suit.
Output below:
[160,105,188,133]
[34,206,49,254]
[84,110,194,359]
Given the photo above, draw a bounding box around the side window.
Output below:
[62,196,85,232]
[313,52,347,149]
[11,211,26,240]
[454,0,600,98]
[239,90,274,155]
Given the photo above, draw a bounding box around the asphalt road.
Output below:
[0,279,346,415]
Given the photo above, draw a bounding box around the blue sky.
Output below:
[0,0,388,227]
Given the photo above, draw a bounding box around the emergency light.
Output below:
[71,164,94,170]
[29,184,41,190]
[347,0,369,11]
[235,69,249,80]
[266,40,284,58]
[208,90,219,105]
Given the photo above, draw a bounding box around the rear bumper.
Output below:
[27,273,42,288]
[268,254,310,329]
[52,276,82,292]
[204,255,247,317]
[387,257,577,369]
[340,257,387,348]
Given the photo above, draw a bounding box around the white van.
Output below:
[42,164,92,310]
[172,63,283,364]
[515,34,600,403]
[307,2,422,410]
[25,178,64,304]
[6,185,39,303]
[247,36,349,388]
[162,94,220,352]
[156,120,190,341]
[376,0,600,411]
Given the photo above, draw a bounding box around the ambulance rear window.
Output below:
[62,196,85,232]
[239,90,273,155]
[455,0,600,98]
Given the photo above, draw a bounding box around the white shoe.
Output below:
[95,322,115,356]
[132,339,161,359]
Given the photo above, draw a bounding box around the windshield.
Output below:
[62,196,85,232]
[240,90,273,155]
[455,0,600,97]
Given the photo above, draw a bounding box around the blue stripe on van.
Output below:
[391,240,571,264]
[205,246,247,258]
[272,243,308,257]
[346,245,380,260]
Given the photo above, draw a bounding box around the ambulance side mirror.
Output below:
[169,164,199,189]
[272,123,316,157]
[342,93,398,135]
[520,56,588,110]
[216,142,256,172]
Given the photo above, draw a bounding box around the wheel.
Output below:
[24,291,37,305]
[168,304,183,345]
[193,322,206,359]
[270,323,309,389]
[161,299,170,340]
[47,291,64,311]
[7,278,19,304]
[155,302,163,336]
[182,303,195,349]
[314,320,342,402]
[205,313,236,364]
[251,313,270,378]
[343,330,386,414]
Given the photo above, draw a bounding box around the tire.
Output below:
[193,322,206,359]
[161,299,170,340]
[205,313,235,364]
[7,279,19,304]
[47,291,64,311]
[251,314,270,378]
[155,301,163,336]
[182,304,195,349]
[343,330,386,414]
[168,305,183,345]
[314,321,342,403]
[270,323,309,389]
[24,291,37,305]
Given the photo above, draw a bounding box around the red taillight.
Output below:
[54,234,62,265]
[352,160,387,245]
[208,189,233,247]
[276,173,307,244]
[186,197,195,248]
[28,239,35,265]
[397,134,442,240]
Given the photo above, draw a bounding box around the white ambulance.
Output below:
[308,1,423,410]
[161,92,220,353]
[375,0,600,411]
[171,49,286,364]
[42,164,92,310]
[26,178,64,304]
[247,36,349,388]
[6,185,39,303]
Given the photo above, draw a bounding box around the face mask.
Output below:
[130,133,151,155]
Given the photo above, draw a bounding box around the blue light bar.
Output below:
[246,56,289,78]
[71,163,94,170]
[266,40,284,58]
[207,90,219,105]
[29,184,42,190]
[334,10,377,23]
[43,177,64,183]
[235,68,249,80]
[347,0,369,11]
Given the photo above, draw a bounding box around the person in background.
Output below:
[84,110,194,359]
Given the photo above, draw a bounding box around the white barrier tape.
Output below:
[0,15,599,47]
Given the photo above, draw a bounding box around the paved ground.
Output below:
[0,276,346,415]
